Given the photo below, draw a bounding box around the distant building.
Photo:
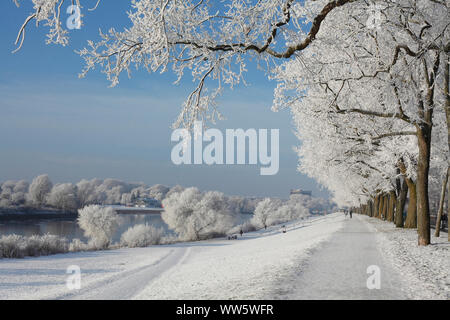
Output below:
[134,197,162,208]
[290,189,312,196]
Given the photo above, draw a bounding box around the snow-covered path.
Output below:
[284,215,408,299]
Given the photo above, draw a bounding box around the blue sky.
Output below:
[0,1,330,199]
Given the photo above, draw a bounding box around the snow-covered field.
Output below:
[0,212,448,300]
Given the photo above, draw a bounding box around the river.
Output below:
[0,214,171,242]
[0,212,253,242]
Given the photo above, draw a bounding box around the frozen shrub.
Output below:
[242,220,257,232]
[78,205,119,249]
[160,234,179,245]
[120,224,164,248]
[24,234,68,256]
[23,235,42,257]
[0,235,25,258]
[39,234,68,255]
[0,234,68,258]
[69,238,89,252]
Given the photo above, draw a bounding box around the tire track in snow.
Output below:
[51,247,189,300]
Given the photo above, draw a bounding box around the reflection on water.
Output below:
[0,214,171,242]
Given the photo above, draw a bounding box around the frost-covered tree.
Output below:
[11,0,449,245]
[12,0,358,128]
[164,185,185,200]
[11,192,27,206]
[47,183,78,211]
[0,180,29,207]
[94,179,135,204]
[251,198,282,229]
[272,0,449,245]
[77,205,119,248]
[251,196,311,228]
[13,180,29,193]
[75,178,143,206]
[162,187,238,241]
[120,192,133,206]
[227,196,261,215]
[148,184,170,201]
[76,178,103,207]
[28,174,52,207]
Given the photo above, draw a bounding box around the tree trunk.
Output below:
[379,195,384,218]
[416,128,432,246]
[404,179,417,228]
[379,195,385,219]
[382,194,388,221]
[374,194,380,218]
[435,168,449,237]
[443,57,450,242]
[387,191,396,222]
[395,178,408,228]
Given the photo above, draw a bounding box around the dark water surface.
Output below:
[0,213,253,242]
[0,214,171,242]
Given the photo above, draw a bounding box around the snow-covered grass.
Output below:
[0,246,171,300]
[0,213,342,300]
[360,215,449,300]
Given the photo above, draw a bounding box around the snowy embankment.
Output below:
[361,215,449,300]
[0,213,343,300]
